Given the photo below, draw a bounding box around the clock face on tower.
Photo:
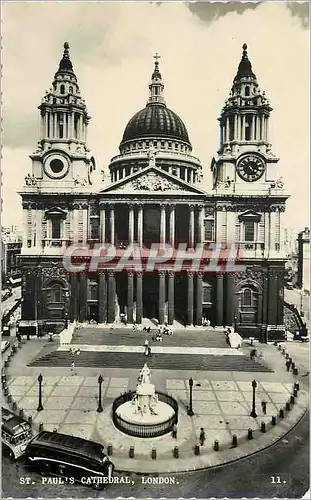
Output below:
[236,155,265,182]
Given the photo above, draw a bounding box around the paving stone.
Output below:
[216,391,245,402]
[83,377,109,387]
[192,401,223,415]
[212,381,239,391]
[70,397,97,411]
[62,410,97,425]
[58,376,84,386]
[9,376,36,387]
[267,392,291,404]
[50,385,80,397]
[77,386,99,397]
[106,387,129,398]
[259,381,289,392]
[109,378,129,388]
[194,380,213,390]
[191,390,217,401]
[226,415,261,429]
[166,379,187,390]
[43,397,75,410]
[9,386,30,397]
[193,414,228,430]
[58,424,94,440]
[236,380,258,391]
[41,376,61,385]
[33,410,67,424]
[218,401,251,415]
[25,385,54,397]
[18,396,48,410]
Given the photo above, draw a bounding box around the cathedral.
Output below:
[19,42,289,341]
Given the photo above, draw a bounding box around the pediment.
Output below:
[100,166,206,195]
[238,210,262,222]
[45,207,67,218]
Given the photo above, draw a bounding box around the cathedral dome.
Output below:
[120,103,191,146]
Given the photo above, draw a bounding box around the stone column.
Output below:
[187,271,194,325]
[216,274,224,326]
[53,113,57,138]
[241,115,245,141]
[100,205,106,243]
[277,272,284,325]
[72,207,80,244]
[158,271,166,325]
[160,205,166,246]
[35,209,43,248]
[70,274,78,322]
[195,273,203,326]
[127,271,134,324]
[234,114,238,141]
[189,205,195,248]
[63,112,67,137]
[251,115,255,140]
[79,274,87,323]
[110,205,115,245]
[71,112,75,138]
[128,204,134,244]
[136,272,143,324]
[98,272,107,323]
[220,125,224,146]
[107,270,116,324]
[22,208,28,248]
[82,208,88,243]
[268,271,278,326]
[138,205,143,247]
[225,275,235,326]
[226,117,230,142]
[169,205,175,248]
[198,205,205,244]
[168,271,175,325]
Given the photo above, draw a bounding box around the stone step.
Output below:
[28,351,273,373]
[71,328,229,349]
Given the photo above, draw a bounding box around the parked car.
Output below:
[1,341,10,353]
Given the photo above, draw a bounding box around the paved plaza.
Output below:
[3,328,308,473]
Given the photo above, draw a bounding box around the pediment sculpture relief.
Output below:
[127,172,182,192]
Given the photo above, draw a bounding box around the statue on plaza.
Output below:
[139,363,151,385]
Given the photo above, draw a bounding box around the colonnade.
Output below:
[42,111,86,141]
[221,113,269,144]
[99,203,205,246]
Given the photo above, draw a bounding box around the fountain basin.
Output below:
[112,391,178,438]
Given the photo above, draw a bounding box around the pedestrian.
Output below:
[144,339,149,356]
[70,361,75,376]
[199,427,206,446]
[172,423,177,439]
[250,349,257,360]
[286,360,291,371]
[261,401,267,415]
[148,346,152,357]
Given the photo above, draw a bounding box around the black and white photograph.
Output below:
[1,1,309,498]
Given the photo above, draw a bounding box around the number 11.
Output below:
[271,476,282,484]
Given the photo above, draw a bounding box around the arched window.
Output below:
[60,84,65,95]
[203,281,212,304]
[245,86,250,96]
[49,282,64,303]
[243,287,252,306]
[69,86,73,93]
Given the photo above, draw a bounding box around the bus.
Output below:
[24,431,114,489]
[2,407,34,459]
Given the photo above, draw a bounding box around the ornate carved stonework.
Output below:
[119,172,183,192]
[234,266,262,284]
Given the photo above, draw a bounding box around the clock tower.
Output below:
[211,44,281,194]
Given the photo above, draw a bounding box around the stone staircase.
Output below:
[71,327,229,349]
[28,350,273,372]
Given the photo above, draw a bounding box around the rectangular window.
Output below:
[88,279,98,301]
[203,286,212,303]
[204,220,214,241]
[90,217,99,240]
[244,221,255,242]
[51,219,61,239]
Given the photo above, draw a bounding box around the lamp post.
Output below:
[97,375,103,413]
[64,290,70,328]
[37,373,43,412]
[187,377,194,416]
[234,314,237,332]
[250,379,257,418]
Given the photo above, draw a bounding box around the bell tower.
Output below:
[211,44,282,194]
[28,42,95,192]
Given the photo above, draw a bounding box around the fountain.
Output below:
[112,364,178,438]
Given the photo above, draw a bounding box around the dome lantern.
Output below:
[147,53,165,106]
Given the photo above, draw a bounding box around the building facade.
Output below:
[20,43,289,340]
[297,227,310,293]
[1,227,22,288]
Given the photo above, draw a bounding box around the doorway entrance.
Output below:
[88,303,99,322]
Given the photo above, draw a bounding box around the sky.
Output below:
[1,1,309,240]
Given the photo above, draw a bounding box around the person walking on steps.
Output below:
[199,427,206,446]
